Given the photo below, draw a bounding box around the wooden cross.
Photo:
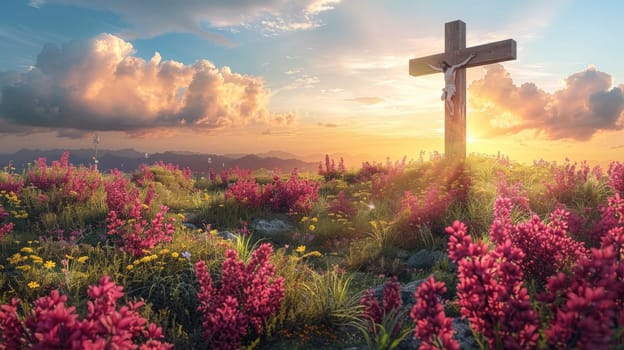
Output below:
[409,20,516,159]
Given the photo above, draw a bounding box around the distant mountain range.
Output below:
[0,149,319,174]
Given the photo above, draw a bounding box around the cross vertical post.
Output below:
[409,20,517,160]
[445,20,466,159]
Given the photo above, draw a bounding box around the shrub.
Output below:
[490,196,587,285]
[195,243,285,350]
[105,171,175,257]
[0,173,24,196]
[26,152,101,205]
[225,170,319,213]
[539,226,624,348]
[398,185,452,229]
[319,154,346,181]
[0,276,172,349]
[328,191,357,218]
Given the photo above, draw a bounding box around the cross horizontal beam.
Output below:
[409,39,516,77]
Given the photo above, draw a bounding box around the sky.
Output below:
[0,0,623,166]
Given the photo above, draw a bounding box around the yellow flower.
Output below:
[300,216,309,223]
[16,265,31,271]
[171,252,179,258]
[209,229,218,235]
[302,251,322,259]
[77,256,89,264]
[159,249,170,255]
[295,245,306,254]
[140,256,152,263]
[141,203,150,209]
[8,253,22,265]
[126,264,134,271]
[27,281,40,289]
[65,255,74,260]
[177,213,185,219]
[308,224,316,232]
[204,193,210,201]
[43,260,56,269]
[20,247,34,254]
[311,217,318,223]
[30,255,43,264]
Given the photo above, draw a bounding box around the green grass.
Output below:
[0,154,617,349]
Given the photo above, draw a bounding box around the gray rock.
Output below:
[217,230,238,242]
[398,318,477,349]
[400,279,426,307]
[251,218,293,236]
[452,318,479,350]
[406,249,446,270]
[396,249,411,259]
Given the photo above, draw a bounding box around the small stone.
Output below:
[406,249,446,270]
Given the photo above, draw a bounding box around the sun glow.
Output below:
[467,134,479,144]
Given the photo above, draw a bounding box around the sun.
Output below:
[467,133,479,144]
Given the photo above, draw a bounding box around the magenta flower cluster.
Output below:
[608,161,624,193]
[318,154,346,180]
[0,276,172,349]
[0,204,13,239]
[411,276,459,350]
[0,220,14,241]
[591,192,624,243]
[538,225,624,348]
[195,243,285,350]
[544,159,599,203]
[207,167,252,186]
[26,152,101,204]
[446,220,540,349]
[328,190,357,218]
[0,173,24,195]
[398,184,453,228]
[367,157,407,198]
[225,170,319,213]
[430,190,624,349]
[105,170,175,257]
[490,196,586,284]
[360,277,402,327]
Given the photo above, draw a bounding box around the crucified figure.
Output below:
[428,53,475,116]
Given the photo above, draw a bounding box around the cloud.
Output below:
[345,97,384,105]
[33,0,342,42]
[469,64,624,141]
[273,74,320,95]
[0,34,278,136]
[272,112,296,125]
[318,122,338,127]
